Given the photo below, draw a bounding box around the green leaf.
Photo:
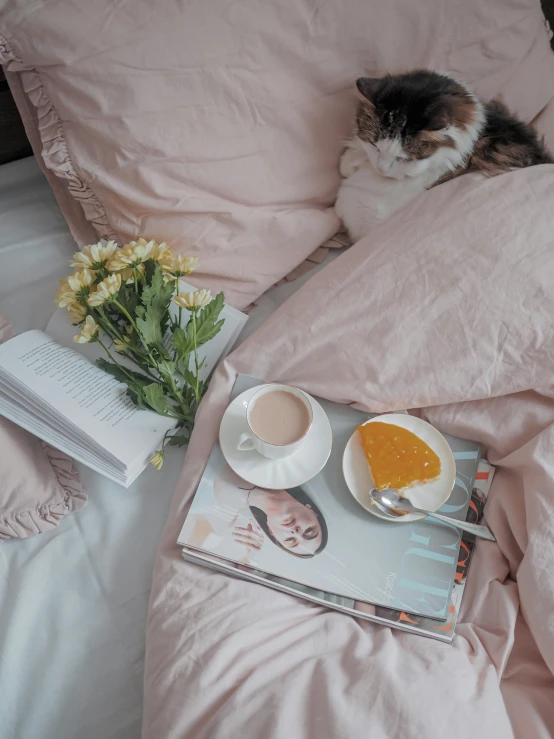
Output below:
[160,359,176,377]
[171,291,225,371]
[180,366,198,389]
[181,383,196,408]
[141,383,170,415]
[172,324,195,363]
[96,358,152,388]
[96,359,152,408]
[136,315,162,346]
[194,292,225,348]
[136,267,174,346]
[154,343,173,363]
[144,259,157,283]
[116,285,139,317]
[128,388,147,409]
[168,434,189,447]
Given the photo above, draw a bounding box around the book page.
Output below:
[0,331,175,467]
[0,388,126,484]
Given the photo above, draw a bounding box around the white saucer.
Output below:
[342,414,456,522]
[219,386,333,489]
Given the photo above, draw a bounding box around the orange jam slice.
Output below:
[357,422,441,492]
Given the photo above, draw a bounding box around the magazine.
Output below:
[178,374,483,621]
[181,459,493,642]
[0,283,247,487]
[369,460,494,640]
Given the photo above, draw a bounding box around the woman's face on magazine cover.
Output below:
[266,495,322,555]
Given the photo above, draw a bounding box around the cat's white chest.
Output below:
[336,161,430,243]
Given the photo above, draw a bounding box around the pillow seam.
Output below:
[0,28,120,244]
[0,442,87,542]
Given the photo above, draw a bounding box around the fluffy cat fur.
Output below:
[336,70,553,242]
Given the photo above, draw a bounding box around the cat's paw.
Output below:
[339,146,366,178]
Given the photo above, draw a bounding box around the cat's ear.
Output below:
[424,106,451,133]
[356,77,379,104]
[425,118,449,132]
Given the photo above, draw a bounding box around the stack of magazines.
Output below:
[178,374,494,642]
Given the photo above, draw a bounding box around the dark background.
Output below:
[543,0,554,38]
[1,2,553,166]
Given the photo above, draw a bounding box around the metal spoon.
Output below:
[369,488,496,542]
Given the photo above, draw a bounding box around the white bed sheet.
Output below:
[0,157,338,739]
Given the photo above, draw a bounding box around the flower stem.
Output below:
[97,338,139,385]
[96,307,155,376]
[162,360,193,423]
[113,298,159,369]
[113,299,139,333]
[96,307,125,342]
[110,299,192,422]
[191,308,200,404]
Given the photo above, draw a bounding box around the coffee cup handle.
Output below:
[237,432,256,452]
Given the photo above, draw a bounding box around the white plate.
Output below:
[342,414,456,522]
[219,386,332,489]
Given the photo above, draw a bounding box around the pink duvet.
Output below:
[143,167,554,738]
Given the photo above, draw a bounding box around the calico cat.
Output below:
[336,70,553,242]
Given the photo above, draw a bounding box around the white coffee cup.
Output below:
[237,384,313,460]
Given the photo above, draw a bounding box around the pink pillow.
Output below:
[1,0,553,307]
[0,316,86,543]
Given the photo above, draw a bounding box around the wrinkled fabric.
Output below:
[1,0,554,307]
[143,167,554,739]
[0,317,87,543]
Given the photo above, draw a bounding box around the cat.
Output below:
[336,70,553,242]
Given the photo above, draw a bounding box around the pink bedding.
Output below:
[2,0,554,308]
[143,166,554,738]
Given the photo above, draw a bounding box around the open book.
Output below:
[0,285,247,487]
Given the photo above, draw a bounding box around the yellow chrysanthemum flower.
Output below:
[150,450,164,470]
[68,303,88,324]
[113,339,127,352]
[87,273,122,307]
[162,255,199,282]
[107,239,155,271]
[55,281,76,308]
[70,241,118,270]
[174,289,212,310]
[55,268,96,308]
[150,241,173,263]
[73,315,100,344]
[120,263,145,284]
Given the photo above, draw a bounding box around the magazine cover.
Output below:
[179,375,482,620]
[370,460,494,639]
[182,461,494,642]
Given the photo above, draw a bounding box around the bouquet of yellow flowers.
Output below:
[55,239,225,469]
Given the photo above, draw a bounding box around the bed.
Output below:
[1,1,554,737]
[0,155,338,739]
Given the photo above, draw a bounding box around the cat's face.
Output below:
[354,71,483,180]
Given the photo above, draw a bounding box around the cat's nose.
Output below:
[377,156,392,174]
